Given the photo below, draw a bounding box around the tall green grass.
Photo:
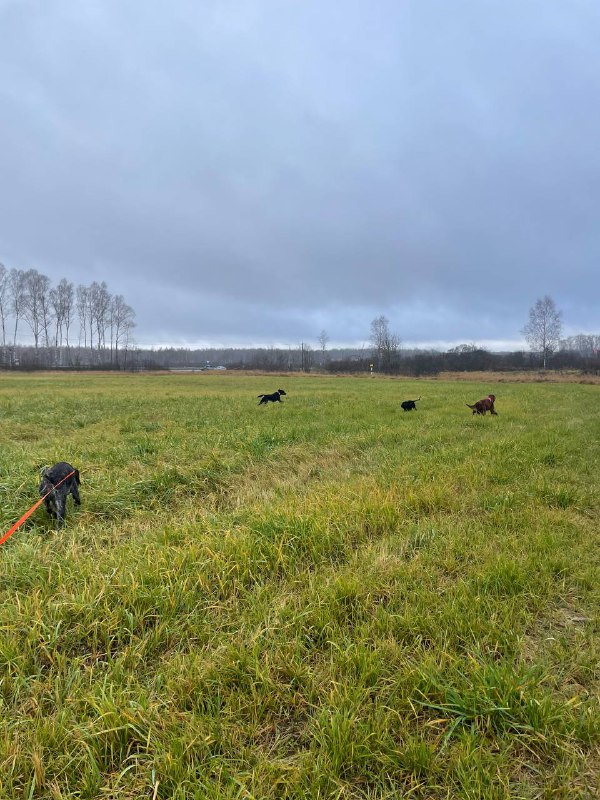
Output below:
[0,373,598,798]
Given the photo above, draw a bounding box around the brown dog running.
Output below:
[466,394,497,415]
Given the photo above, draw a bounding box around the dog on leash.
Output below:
[257,389,286,405]
[466,394,497,415]
[401,396,421,411]
[39,462,81,529]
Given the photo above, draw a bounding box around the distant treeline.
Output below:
[2,337,598,374]
[323,345,600,376]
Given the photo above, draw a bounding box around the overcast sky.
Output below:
[1,0,598,350]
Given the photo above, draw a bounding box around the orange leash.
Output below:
[1,470,75,547]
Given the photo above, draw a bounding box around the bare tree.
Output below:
[0,263,9,347]
[448,343,479,354]
[86,283,96,349]
[560,333,600,355]
[40,277,53,348]
[111,294,136,365]
[318,329,329,364]
[22,269,42,348]
[23,269,52,349]
[299,341,313,372]
[9,269,27,347]
[370,315,400,372]
[91,281,111,349]
[522,295,563,369]
[50,278,74,347]
[76,285,89,348]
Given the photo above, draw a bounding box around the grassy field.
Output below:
[0,372,598,799]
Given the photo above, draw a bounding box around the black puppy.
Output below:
[39,462,81,529]
[257,389,287,405]
[401,396,421,411]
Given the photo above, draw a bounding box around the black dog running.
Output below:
[257,389,287,405]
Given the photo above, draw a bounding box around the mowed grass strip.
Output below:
[0,373,598,799]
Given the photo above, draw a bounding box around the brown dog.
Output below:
[466,394,497,415]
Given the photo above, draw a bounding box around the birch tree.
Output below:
[522,295,562,369]
[111,294,136,365]
[92,281,111,349]
[23,269,52,349]
[370,315,400,372]
[318,329,329,364]
[0,263,9,347]
[9,269,27,347]
[50,278,74,347]
[76,285,89,348]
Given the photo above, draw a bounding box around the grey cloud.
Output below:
[1,0,599,348]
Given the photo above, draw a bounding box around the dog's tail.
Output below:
[466,403,476,409]
[257,394,265,398]
[413,396,421,403]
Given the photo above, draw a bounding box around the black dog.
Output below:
[39,462,81,529]
[401,396,421,411]
[257,389,286,405]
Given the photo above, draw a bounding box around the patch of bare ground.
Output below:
[521,594,596,669]
[510,748,600,800]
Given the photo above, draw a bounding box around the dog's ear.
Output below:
[74,469,81,484]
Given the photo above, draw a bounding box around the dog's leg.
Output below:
[44,497,55,518]
[55,496,66,529]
